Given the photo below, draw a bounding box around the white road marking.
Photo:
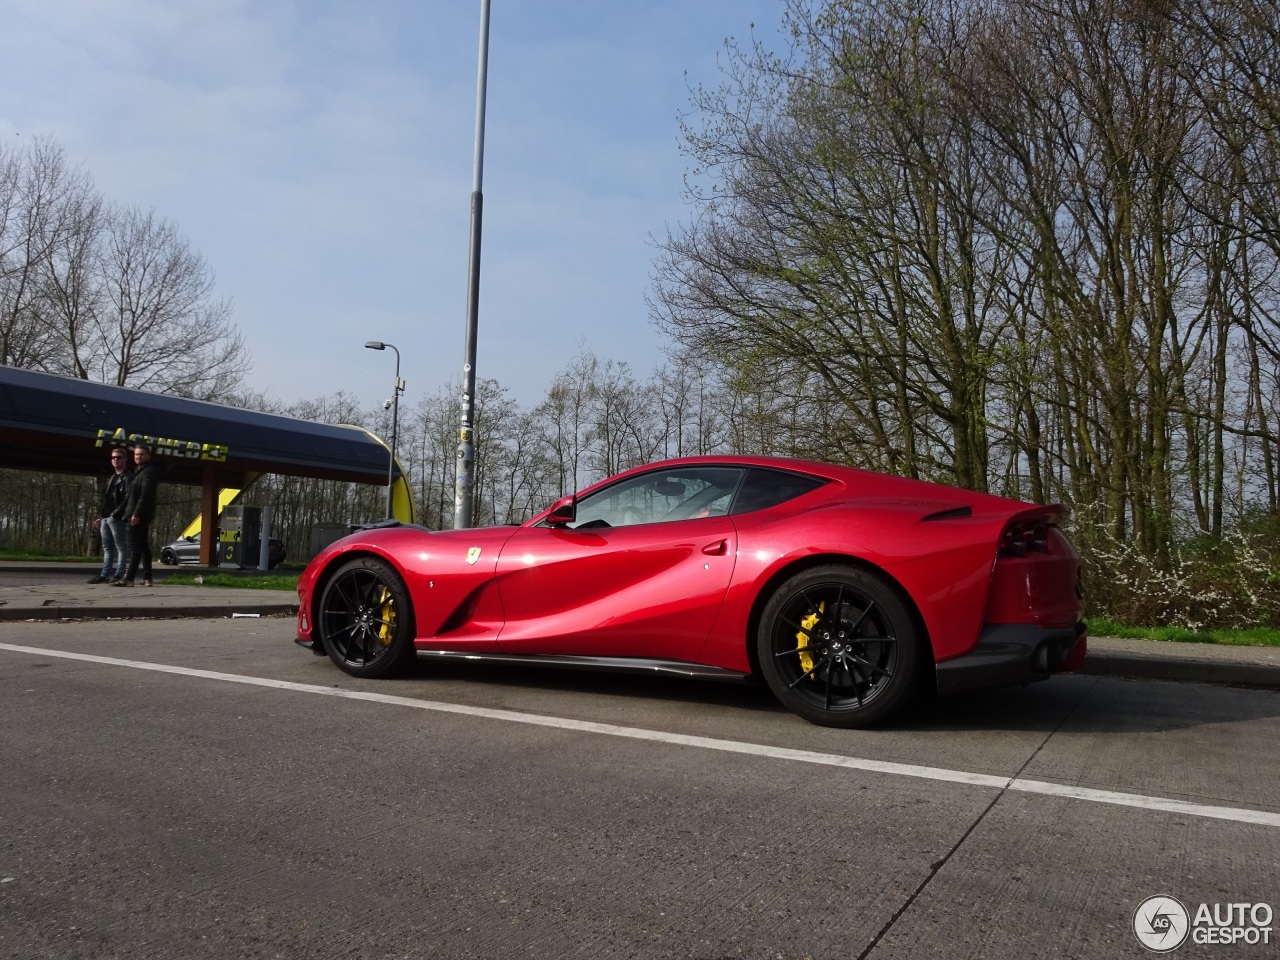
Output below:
[4,641,1279,828]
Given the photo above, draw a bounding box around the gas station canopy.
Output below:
[0,365,400,487]
[0,366,412,562]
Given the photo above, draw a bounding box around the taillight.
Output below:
[1000,521,1051,557]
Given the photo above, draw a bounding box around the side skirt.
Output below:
[415,649,752,683]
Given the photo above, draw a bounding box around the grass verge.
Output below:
[0,549,93,563]
[164,573,298,591]
[1089,617,1280,647]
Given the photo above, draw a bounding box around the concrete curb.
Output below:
[1079,648,1280,690]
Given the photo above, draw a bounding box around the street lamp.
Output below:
[364,341,404,519]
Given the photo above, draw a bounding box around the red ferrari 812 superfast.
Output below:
[295,456,1086,727]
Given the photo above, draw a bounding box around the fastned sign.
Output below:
[94,427,228,462]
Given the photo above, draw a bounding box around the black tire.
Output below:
[160,549,177,565]
[317,557,417,679]
[757,565,922,728]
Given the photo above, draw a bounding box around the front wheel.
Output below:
[317,557,417,678]
[757,565,923,728]
[160,549,177,565]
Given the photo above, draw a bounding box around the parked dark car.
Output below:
[160,532,286,569]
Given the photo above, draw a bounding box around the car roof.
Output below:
[568,455,1039,513]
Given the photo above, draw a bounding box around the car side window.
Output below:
[729,468,828,515]
[568,467,744,528]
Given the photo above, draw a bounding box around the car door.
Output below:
[494,466,743,660]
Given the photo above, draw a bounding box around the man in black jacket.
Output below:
[115,443,159,588]
[88,446,133,584]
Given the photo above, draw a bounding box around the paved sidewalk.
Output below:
[2,563,1279,690]
[0,580,298,621]
[0,562,298,622]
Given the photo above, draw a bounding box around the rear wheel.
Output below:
[317,557,416,678]
[757,565,922,728]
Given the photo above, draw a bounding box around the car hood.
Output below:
[307,522,519,574]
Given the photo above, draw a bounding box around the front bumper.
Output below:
[295,580,322,657]
[935,621,1087,696]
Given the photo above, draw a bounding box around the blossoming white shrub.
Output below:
[1075,524,1280,631]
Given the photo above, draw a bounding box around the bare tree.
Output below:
[90,205,248,399]
[36,180,104,380]
[1,135,251,403]
[410,384,461,530]
[535,348,599,495]
[654,0,1280,561]
[0,136,92,372]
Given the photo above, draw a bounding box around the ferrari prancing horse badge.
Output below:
[466,547,482,565]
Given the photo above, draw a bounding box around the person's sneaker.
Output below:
[141,579,153,587]
[112,580,135,588]
[87,575,106,584]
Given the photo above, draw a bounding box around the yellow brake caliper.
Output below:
[374,586,396,646]
[797,602,824,677]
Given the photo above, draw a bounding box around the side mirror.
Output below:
[546,494,576,527]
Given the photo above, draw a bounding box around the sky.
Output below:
[0,0,789,416]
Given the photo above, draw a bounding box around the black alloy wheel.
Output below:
[317,557,416,678]
[757,565,922,727]
[160,549,177,565]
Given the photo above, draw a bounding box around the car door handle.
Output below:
[701,540,728,556]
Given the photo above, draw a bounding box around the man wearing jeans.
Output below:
[88,446,132,584]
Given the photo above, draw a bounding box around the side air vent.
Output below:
[922,506,972,522]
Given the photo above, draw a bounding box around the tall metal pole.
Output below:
[454,0,492,530]
[388,345,402,519]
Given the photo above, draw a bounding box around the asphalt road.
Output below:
[2,618,1278,960]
